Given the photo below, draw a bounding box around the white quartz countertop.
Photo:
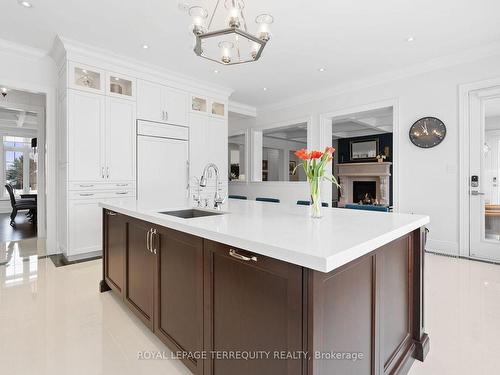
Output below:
[99,200,429,273]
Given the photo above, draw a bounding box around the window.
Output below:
[3,136,37,197]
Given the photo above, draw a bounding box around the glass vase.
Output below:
[309,177,322,219]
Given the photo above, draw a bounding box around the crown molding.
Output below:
[228,100,257,117]
[258,41,500,114]
[0,37,48,60]
[53,35,234,98]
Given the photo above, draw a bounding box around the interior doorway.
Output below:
[328,105,395,209]
[0,85,46,260]
[467,89,500,261]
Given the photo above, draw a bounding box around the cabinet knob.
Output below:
[229,249,257,262]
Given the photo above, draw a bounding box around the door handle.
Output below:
[152,229,157,255]
[165,110,169,122]
[106,167,110,179]
[470,191,485,196]
[101,167,105,179]
[146,229,151,252]
[229,249,257,262]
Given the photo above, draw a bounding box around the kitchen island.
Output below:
[99,199,430,375]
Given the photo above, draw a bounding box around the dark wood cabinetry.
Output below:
[204,241,304,375]
[154,227,204,375]
[103,210,126,295]
[101,209,428,375]
[124,218,156,329]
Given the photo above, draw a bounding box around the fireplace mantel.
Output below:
[337,162,392,207]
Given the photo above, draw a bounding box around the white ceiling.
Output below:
[332,107,392,139]
[1,0,500,107]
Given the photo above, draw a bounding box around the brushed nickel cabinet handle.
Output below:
[106,167,110,179]
[101,167,105,179]
[152,229,158,255]
[146,229,151,252]
[107,211,117,216]
[116,183,128,187]
[115,191,128,195]
[79,184,94,187]
[229,249,257,262]
[79,193,94,197]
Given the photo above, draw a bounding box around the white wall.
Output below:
[0,39,57,251]
[229,53,500,255]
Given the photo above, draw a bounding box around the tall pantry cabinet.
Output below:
[57,62,136,260]
[54,42,230,261]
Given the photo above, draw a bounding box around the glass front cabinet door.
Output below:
[211,100,226,117]
[106,73,136,99]
[191,95,208,113]
[69,62,105,93]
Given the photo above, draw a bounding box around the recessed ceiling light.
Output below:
[263,87,268,91]
[142,44,149,49]
[406,36,415,42]
[213,70,219,74]
[18,1,33,7]
[318,67,326,72]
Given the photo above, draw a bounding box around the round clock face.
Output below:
[409,117,446,148]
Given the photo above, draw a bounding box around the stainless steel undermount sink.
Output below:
[158,209,225,219]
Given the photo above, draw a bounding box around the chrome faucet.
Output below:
[200,163,225,210]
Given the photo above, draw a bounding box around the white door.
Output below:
[206,117,228,174]
[189,113,206,181]
[137,135,189,209]
[469,88,500,261]
[68,90,105,181]
[106,97,136,181]
[137,80,163,123]
[68,198,102,256]
[189,115,228,181]
[163,87,188,126]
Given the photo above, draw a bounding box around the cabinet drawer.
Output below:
[137,120,188,140]
[69,181,135,191]
[69,189,135,200]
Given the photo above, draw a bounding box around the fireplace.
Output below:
[353,181,377,204]
[337,162,391,207]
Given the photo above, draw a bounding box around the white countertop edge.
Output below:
[99,202,429,273]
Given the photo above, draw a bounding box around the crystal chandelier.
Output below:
[189,0,273,65]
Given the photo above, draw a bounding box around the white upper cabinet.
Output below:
[106,72,136,100]
[137,80,163,122]
[68,90,106,181]
[163,87,188,126]
[105,97,136,182]
[137,79,188,126]
[68,62,105,94]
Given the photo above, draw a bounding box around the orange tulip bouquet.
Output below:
[294,147,340,218]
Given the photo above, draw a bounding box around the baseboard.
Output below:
[49,251,102,267]
[425,239,459,256]
[65,250,102,262]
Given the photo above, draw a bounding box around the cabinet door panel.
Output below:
[106,97,136,181]
[68,199,102,256]
[189,113,206,180]
[103,210,126,294]
[68,90,105,181]
[163,87,188,126]
[204,241,303,375]
[137,80,163,123]
[206,117,228,176]
[125,219,155,329]
[155,228,203,374]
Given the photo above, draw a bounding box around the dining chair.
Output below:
[297,200,329,207]
[5,184,37,226]
[228,195,247,200]
[256,197,280,203]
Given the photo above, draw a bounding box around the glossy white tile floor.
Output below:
[0,240,499,374]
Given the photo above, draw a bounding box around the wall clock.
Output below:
[409,117,446,148]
